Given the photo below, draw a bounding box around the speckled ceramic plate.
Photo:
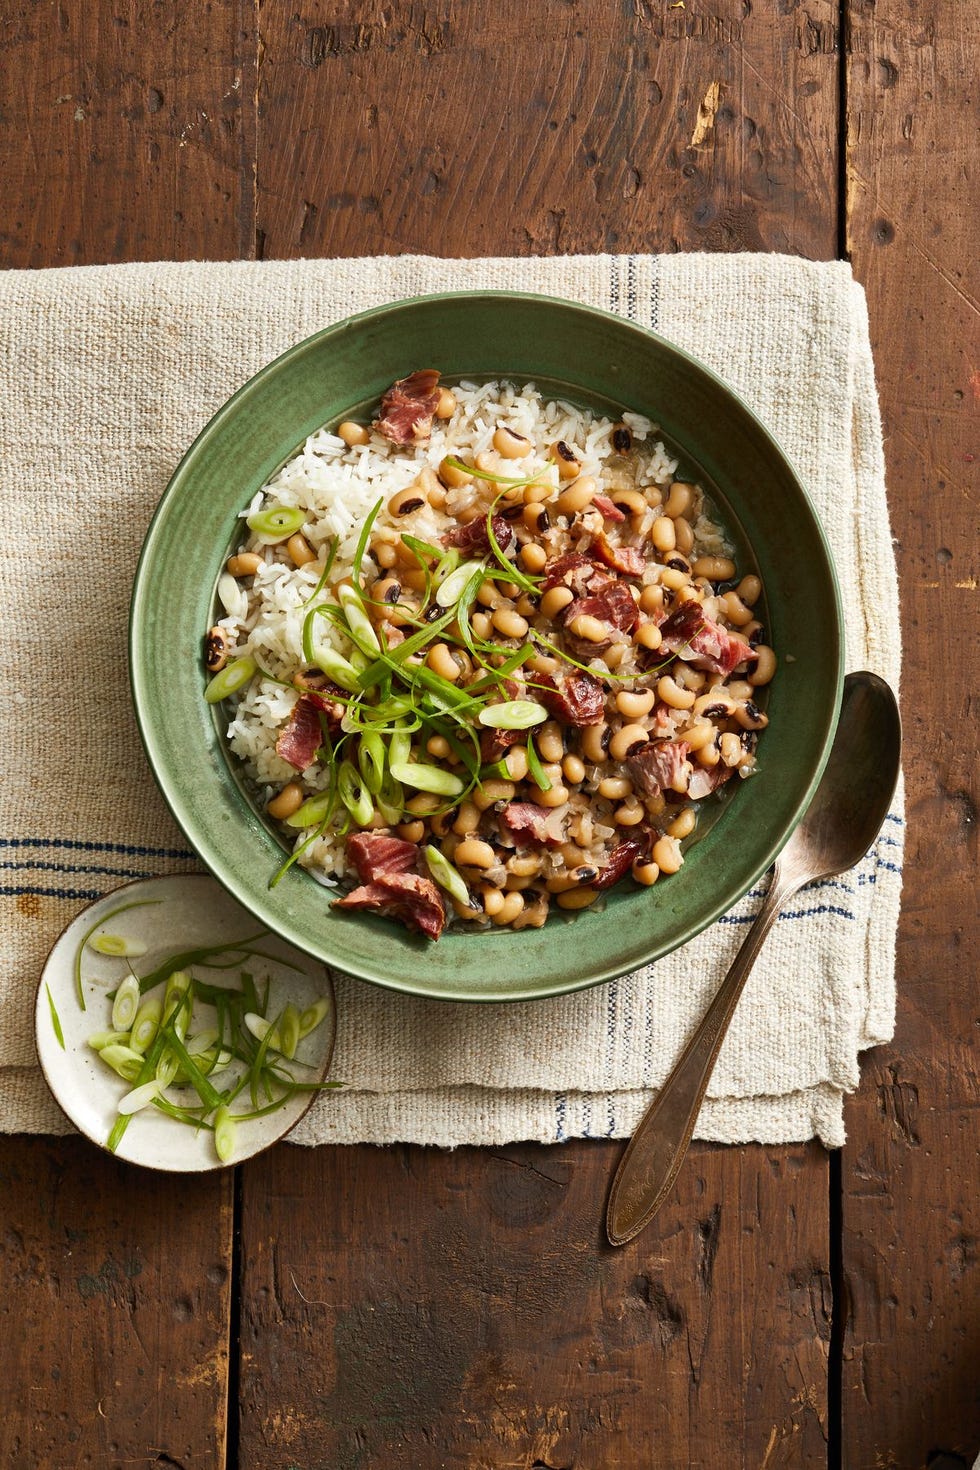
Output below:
[130,293,842,1003]
[35,874,336,1171]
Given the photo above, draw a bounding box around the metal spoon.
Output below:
[606,670,901,1247]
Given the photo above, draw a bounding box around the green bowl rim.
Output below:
[129,289,844,1003]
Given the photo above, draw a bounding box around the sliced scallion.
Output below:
[214,1106,236,1163]
[117,1080,161,1115]
[298,998,331,1038]
[247,504,307,539]
[436,558,486,608]
[338,584,382,656]
[478,700,547,730]
[88,933,149,959]
[111,974,141,1032]
[337,759,374,825]
[423,846,470,906]
[284,787,335,830]
[46,984,66,1050]
[525,733,552,792]
[129,998,163,1054]
[98,1044,145,1082]
[204,655,257,704]
[389,761,465,797]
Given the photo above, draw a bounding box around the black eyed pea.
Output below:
[737,574,762,606]
[552,441,583,479]
[205,626,232,673]
[267,781,305,820]
[663,481,696,519]
[718,590,754,626]
[748,645,777,686]
[639,583,665,615]
[426,642,462,682]
[473,779,516,812]
[493,425,532,459]
[556,887,600,910]
[452,800,482,835]
[520,542,548,573]
[657,675,696,710]
[435,387,456,419]
[556,475,597,516]
[679,719,717,753]
[476,579,503,610]
[609,724,649,761]
[666,807,696,840]
[522,503,550,533]
[492,607,530,640]
[597,775,632,800]
[337,421,370,447]
[735,699,769,731]
[471,611,493,640]
[479,884,506,917]
[387,486,426,517]
[615,687,656,719]
[635,621,663,652]
[673,516,695,555]
[632,860,660,886]
[612,488,647,518]
[455,838,497,870]
[567,613,608,644]
[426,734,452,759]
[651,515,677,553]
[692,555,736,582]
[719,732,744,767]
[438,455,473,489]
[581,722,611,764]
[614,797,645,826]
[652,834,684,874]
[396,819,425,843]
[491,891,525,925]
[537,722,565,763]
[562,753,586,785]
[504,744,530,782]
[506,853,543,877]
[533,781,569,809]
[227,551,263,578]
[540,584,574,620]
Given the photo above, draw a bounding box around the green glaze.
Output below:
[129,292,842,1003]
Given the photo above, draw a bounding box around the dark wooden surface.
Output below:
[0,2,976,1466]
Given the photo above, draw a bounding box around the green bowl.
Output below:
[130,292,842,1003]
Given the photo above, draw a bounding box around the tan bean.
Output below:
[632,861,660,886]
[556,887,600,910]
[337,420,369,447]
[581,723,610,763]
[513,897,550,929]
[435,387,456,419]
[692,690,737,719]
[493,426,532,459]
[679,719,717,752]
[693,555,736,582]
[455,838,496,869]
[227,552,263,577]
[673,516,694,555]
[657,675,696,710]
[639,583,665,615]
[430,811,452,838]
[387,485,426,517]
[719,732,743,767]
[614,797,645,826]
[609,724,649,761]
[471,610,492,640]
[286,533,315,568]
[452,800,482,835]
[562,753,586,785]
[406,792,440,816]
[516,592,538,619]
[533,782,569,808]
[616,687,656,719]
[395,819,425,843]
[520,542,547,573]
[660,566,690,592]
[735,700,769,731]
[556,476,597,515]
[521,503,549,533]
[598,775,632,800]
[737,574,762,606]
[438,455,473,489]
[426,643,462,682]
[476,579,503,609]
[612,488,647,517]
[664,481,696,519]
[652,834,684,874]
[651,516,677,553]
[748,645,777,686]
[492,607,529,640]
[504,744,530,782]
[522,480,552,504]
[718,590,754,627]
[567,613,608,644]
[667,807,696,839]
[374,540,398,569]
[540,585,574,620]
[491,891,525,925]
[473,779,516,812]
[267,781,304,820]
[480,885,506,916]
[695,740,721,769]
[205,626,231,672]
[537,721,565,763]
[526,653,559,676]
[552,441,583,479]
[635,622,663,651]
[505,873,536,892]
[506,853,543,877]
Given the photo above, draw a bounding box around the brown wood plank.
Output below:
[240,4,843,1464]
[0,0,256,267]
[0,1136,233,1469]
[255,0,839,261]
[843,2,980,1465]
[240,1139,831,1469]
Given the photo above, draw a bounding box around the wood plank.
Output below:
[240,1139,831,1469]
[255,0,839,261]
[0,0,256,267]
[843,2,980,1465]
[0,1137,233,1469]
[240,4,842,1463]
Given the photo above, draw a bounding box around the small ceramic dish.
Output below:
[34,874,336,1172]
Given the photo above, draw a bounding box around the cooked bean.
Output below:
[651,516,677,553]
[660,566,690,592]
[667,807,696,839]
[374,540,398,569]
[520,542,547,573]
[657,675,696,710]
[676,586,703,606]
[748,645,777,686]
[614,797,645,826]
[513,897,549,929]
[652,834,684,874]
[426,642,462,682]
[267,781,304,820]
[737,574,762,606]
[473,779,516,812]
[526,653,560,676]
[540,585,574,621]
[556,887,600,910]
[494,426,532,459]
[516,592,538,619]
[505,872,536,892]
[492,607,529,640]
[337,421,369,447]
[718,590,754,626]
[643,791,667,818]
[581,723,610,763]
[639,583,665,615]
[476,579,503,609]
[695,740,721,769]
[552,441,583,479]
[567,613,608,644]
[438,455,473,489]
[488,891,522,924]
[534,782,569,808]
[679,719,717,752]
[504,744,529,781]
[719,732,743,767]
[537,721,565,763]
[673,516,694,555]
[471,610,492,640]
[635,621,663,651]
[612,488,647,518]
[450,800,481,835]
[387,486,426,517]
[673,663,705,693]
[435,387,456,419]
[455,838,496,869]
[424,735,451,761]
[632,861,660,886]
[598,775,632,800]
[506,853,542,877]
[616,687,656,719]
[480,885,506,916]
[556,476,597,515]
[664,481,695,519]
[692,691,737,719]
[562,753,586,784]
[395,819,425,843]
[735,699,769,731]
[406,792,440,816]
[227,552,263,577]
[693,555,736,582]
[609,724,649,761]
[430,811,452,838]
[205,626,231,672]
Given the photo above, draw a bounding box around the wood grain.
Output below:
[0,0,255,267]
[843,2,980,1465]
[239,1140,830,1469]
[255,0,839,261]
[0,1137,233,1469]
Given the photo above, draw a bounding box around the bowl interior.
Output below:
[130,293,842,1002]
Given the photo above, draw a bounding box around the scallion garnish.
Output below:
[423,846,470,906]
[247,504,307,539]
[478,700,547,730]
[525,733,552,792]
[205,655,258,704]
[389,761,465,798]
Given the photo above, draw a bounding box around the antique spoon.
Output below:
[606,670,901,1247]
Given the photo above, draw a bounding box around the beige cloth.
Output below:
[0,253,902,1148]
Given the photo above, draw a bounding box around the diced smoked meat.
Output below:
[275,695,324,771]
[591,494,627,522]
[441,513,514,556]
[590,533,646,578]
[627,739,692,797]
[566,582,639,635]
[686,763,734,801]
[497,802,567,846]
[332,873,446,940]
[373,369,442,446]
[542,552,603,595]
[346,832,419,882]
[658,602,757,676]
[595,831,652,890]
[534,668,605,726]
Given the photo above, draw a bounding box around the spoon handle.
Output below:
[605,861,804,1246]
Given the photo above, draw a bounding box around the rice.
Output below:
[214,380,727,884]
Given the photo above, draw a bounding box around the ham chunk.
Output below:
[373,369,442,446]
[497,802,567,846]
[627,739,692,797]
[333,832,446,940]
[590,533,646,579]
[595,831,652,890]
[658,602,757,677]
[346,832,418,882]
[534,668,605,726]
[441,513,514,557]
[275,694,325,771]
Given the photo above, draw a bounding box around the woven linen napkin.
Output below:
[0,253,903,1149]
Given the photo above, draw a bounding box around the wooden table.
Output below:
[2,3,977,1465]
